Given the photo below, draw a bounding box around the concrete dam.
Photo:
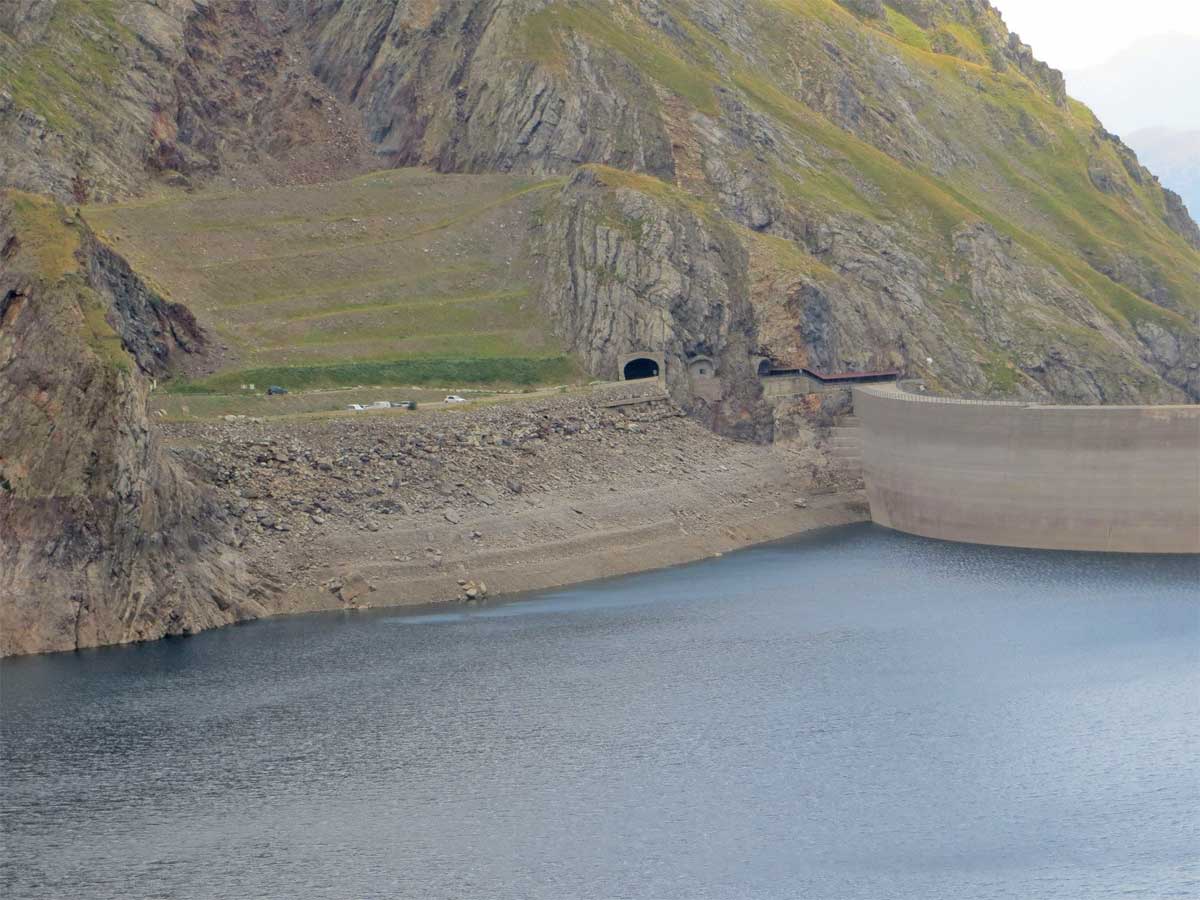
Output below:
[853,386,1200,554]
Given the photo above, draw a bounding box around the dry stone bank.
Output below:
[164,389,866,620]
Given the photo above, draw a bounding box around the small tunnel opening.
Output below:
[623,357,660,380]
[757,359,773,377]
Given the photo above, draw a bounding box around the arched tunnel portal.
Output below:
[619,353,665,381]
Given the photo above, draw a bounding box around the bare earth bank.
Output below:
[164,387,867,621]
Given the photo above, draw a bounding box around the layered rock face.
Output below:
[0,193,266,655]
[540,168,773,440]
[0,0,376,201]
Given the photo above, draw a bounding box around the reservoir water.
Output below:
[2,524,1197,899]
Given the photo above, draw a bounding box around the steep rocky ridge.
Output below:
[274,0,1200,401]
[0,0,376,202]
[540,167,774,439]
[0,191,266,655]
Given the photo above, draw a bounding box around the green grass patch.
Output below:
[168,356,580,394]
[937,23,987,62]
[76,281,132,373]
[981,352,1018,393]
[884,7,931,52]
[734,70,977,238]
[0,0,131,136]
[86,169,578,383]
[525,3,719,115]
[7,191,81,278]
[583,165,718,220]
[748,230,839,280]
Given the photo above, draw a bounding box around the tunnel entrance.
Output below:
[623,357,661,380]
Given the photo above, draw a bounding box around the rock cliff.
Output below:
[0,192,266,655]
[0,0,376,201]
[540,167,774,439]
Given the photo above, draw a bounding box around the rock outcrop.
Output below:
[540,168,773,440]
[0,192,266,655]
[0,0,376,202]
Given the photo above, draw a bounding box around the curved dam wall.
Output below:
[853,387,1200,554]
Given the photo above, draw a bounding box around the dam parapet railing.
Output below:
[858,384,1029,406]
[852,385,1200,554]
[856,383,1200,410]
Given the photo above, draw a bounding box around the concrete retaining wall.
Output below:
[854,387,1200,554]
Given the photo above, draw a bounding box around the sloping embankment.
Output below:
[162,389,868,625]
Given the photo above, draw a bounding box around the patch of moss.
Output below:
[76,280,132,373]
[883,7,931,53]
[981,352,1018,393]
[748,230,838,280]
[524,3,720,116]
[0,0,132,136]
[734,70,977,240]
[937,22,987,62]
[760,0,854,30]
[8,191,81,279]
[584,165,717,221]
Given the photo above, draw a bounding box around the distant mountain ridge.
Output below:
[1065,34,1200,136]
[1126,127,1200,220]
[1065,33,1200,240]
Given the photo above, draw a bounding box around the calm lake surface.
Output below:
[2,525,1197,899]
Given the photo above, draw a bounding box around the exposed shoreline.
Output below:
[168,387,867,631]
[2,387,866,658]
[276,489,869,619]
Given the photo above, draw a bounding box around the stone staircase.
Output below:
[827,414,863,473]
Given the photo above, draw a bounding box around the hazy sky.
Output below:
[993,0,1200,70]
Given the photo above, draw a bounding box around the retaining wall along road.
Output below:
[853,387,1200,553]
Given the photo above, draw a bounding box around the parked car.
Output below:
[347,404,366,411]
[396,400,418,410]
[444,395,467,404]
[368,401,392,409]
[266,385,288,396]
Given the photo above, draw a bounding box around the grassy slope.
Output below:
[0,0,132,138]
[5,191,131,373]
[85,170,578,392]
[527,0,1198,352]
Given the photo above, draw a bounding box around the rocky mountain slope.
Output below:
[4,0,1196,406]
[1125,128,1200,223]
[1064,34,1200,237]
